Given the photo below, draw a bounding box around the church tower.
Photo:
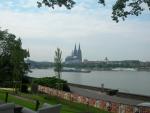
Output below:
[78,44,82,62]
[74,44,78,56]
[65,43,82,64]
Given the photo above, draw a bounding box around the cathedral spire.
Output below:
[77,43,82,62]
[74,43,77,56]
[78,43,81,50]
[74,44,77,50]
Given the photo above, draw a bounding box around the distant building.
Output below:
[65,44,82,64]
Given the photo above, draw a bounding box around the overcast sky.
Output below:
[0,0,150,62]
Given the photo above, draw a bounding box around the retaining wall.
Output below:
[38,85,150,113]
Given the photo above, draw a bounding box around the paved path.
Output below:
[69,85,146,106]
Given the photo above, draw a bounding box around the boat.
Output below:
[112,68,136,71]
[62,68,91,73]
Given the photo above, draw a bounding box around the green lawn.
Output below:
[0,89,110,113]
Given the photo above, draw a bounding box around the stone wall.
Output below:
[38,85,150,113]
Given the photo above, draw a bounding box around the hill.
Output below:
[26,59,53,69]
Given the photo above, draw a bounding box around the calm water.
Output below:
[28,68,150,96]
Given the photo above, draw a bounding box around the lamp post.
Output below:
[101,83,104,92]
[35,100,40,111]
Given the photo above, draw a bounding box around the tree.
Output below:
[54,48,63,79]
[0,29,30,92]
[37,0,150,22]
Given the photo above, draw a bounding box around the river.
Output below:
[27,68,150,96]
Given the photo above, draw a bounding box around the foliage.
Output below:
[33,77,70,92]
[37,0,75,9]
[20,76,32,93]
[112,0,150,22]
[37,0,150,22]
[21,84,29,93]
[54,48,63,79]
[0,29,30,89]
[22,76,32,84]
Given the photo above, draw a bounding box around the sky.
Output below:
[0,0,150,62]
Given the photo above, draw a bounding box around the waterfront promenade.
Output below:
[69,85,148,106]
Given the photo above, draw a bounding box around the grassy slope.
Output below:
[0,90,110,113]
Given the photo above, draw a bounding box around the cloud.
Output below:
[0,0,150,61]
[0,6,110,39]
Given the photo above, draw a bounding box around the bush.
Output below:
[31,84,38,93]
[0,81,13,88]
[21,84,28,93]
[33,77,70,92]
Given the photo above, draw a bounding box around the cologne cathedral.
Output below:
[65,44,82,64]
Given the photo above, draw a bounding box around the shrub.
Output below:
[33,77,70,92]
[20,76,32,93]
[21,84,28,93]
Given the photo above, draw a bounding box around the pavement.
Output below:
[69,85,146,106]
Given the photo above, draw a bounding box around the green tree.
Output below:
[54,48,63,79]
[0,29,30,92]
[37,0,150,22]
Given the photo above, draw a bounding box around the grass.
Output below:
[0,90,35,109]
[0,89,110,113]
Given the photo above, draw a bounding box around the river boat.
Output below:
[112,68,136,71]
[62,68,91,73]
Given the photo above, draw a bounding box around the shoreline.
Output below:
[30,67,150,72]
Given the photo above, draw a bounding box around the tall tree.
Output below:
[37,0,150,22]
[54,48,63,79]
[0,29,30,91]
